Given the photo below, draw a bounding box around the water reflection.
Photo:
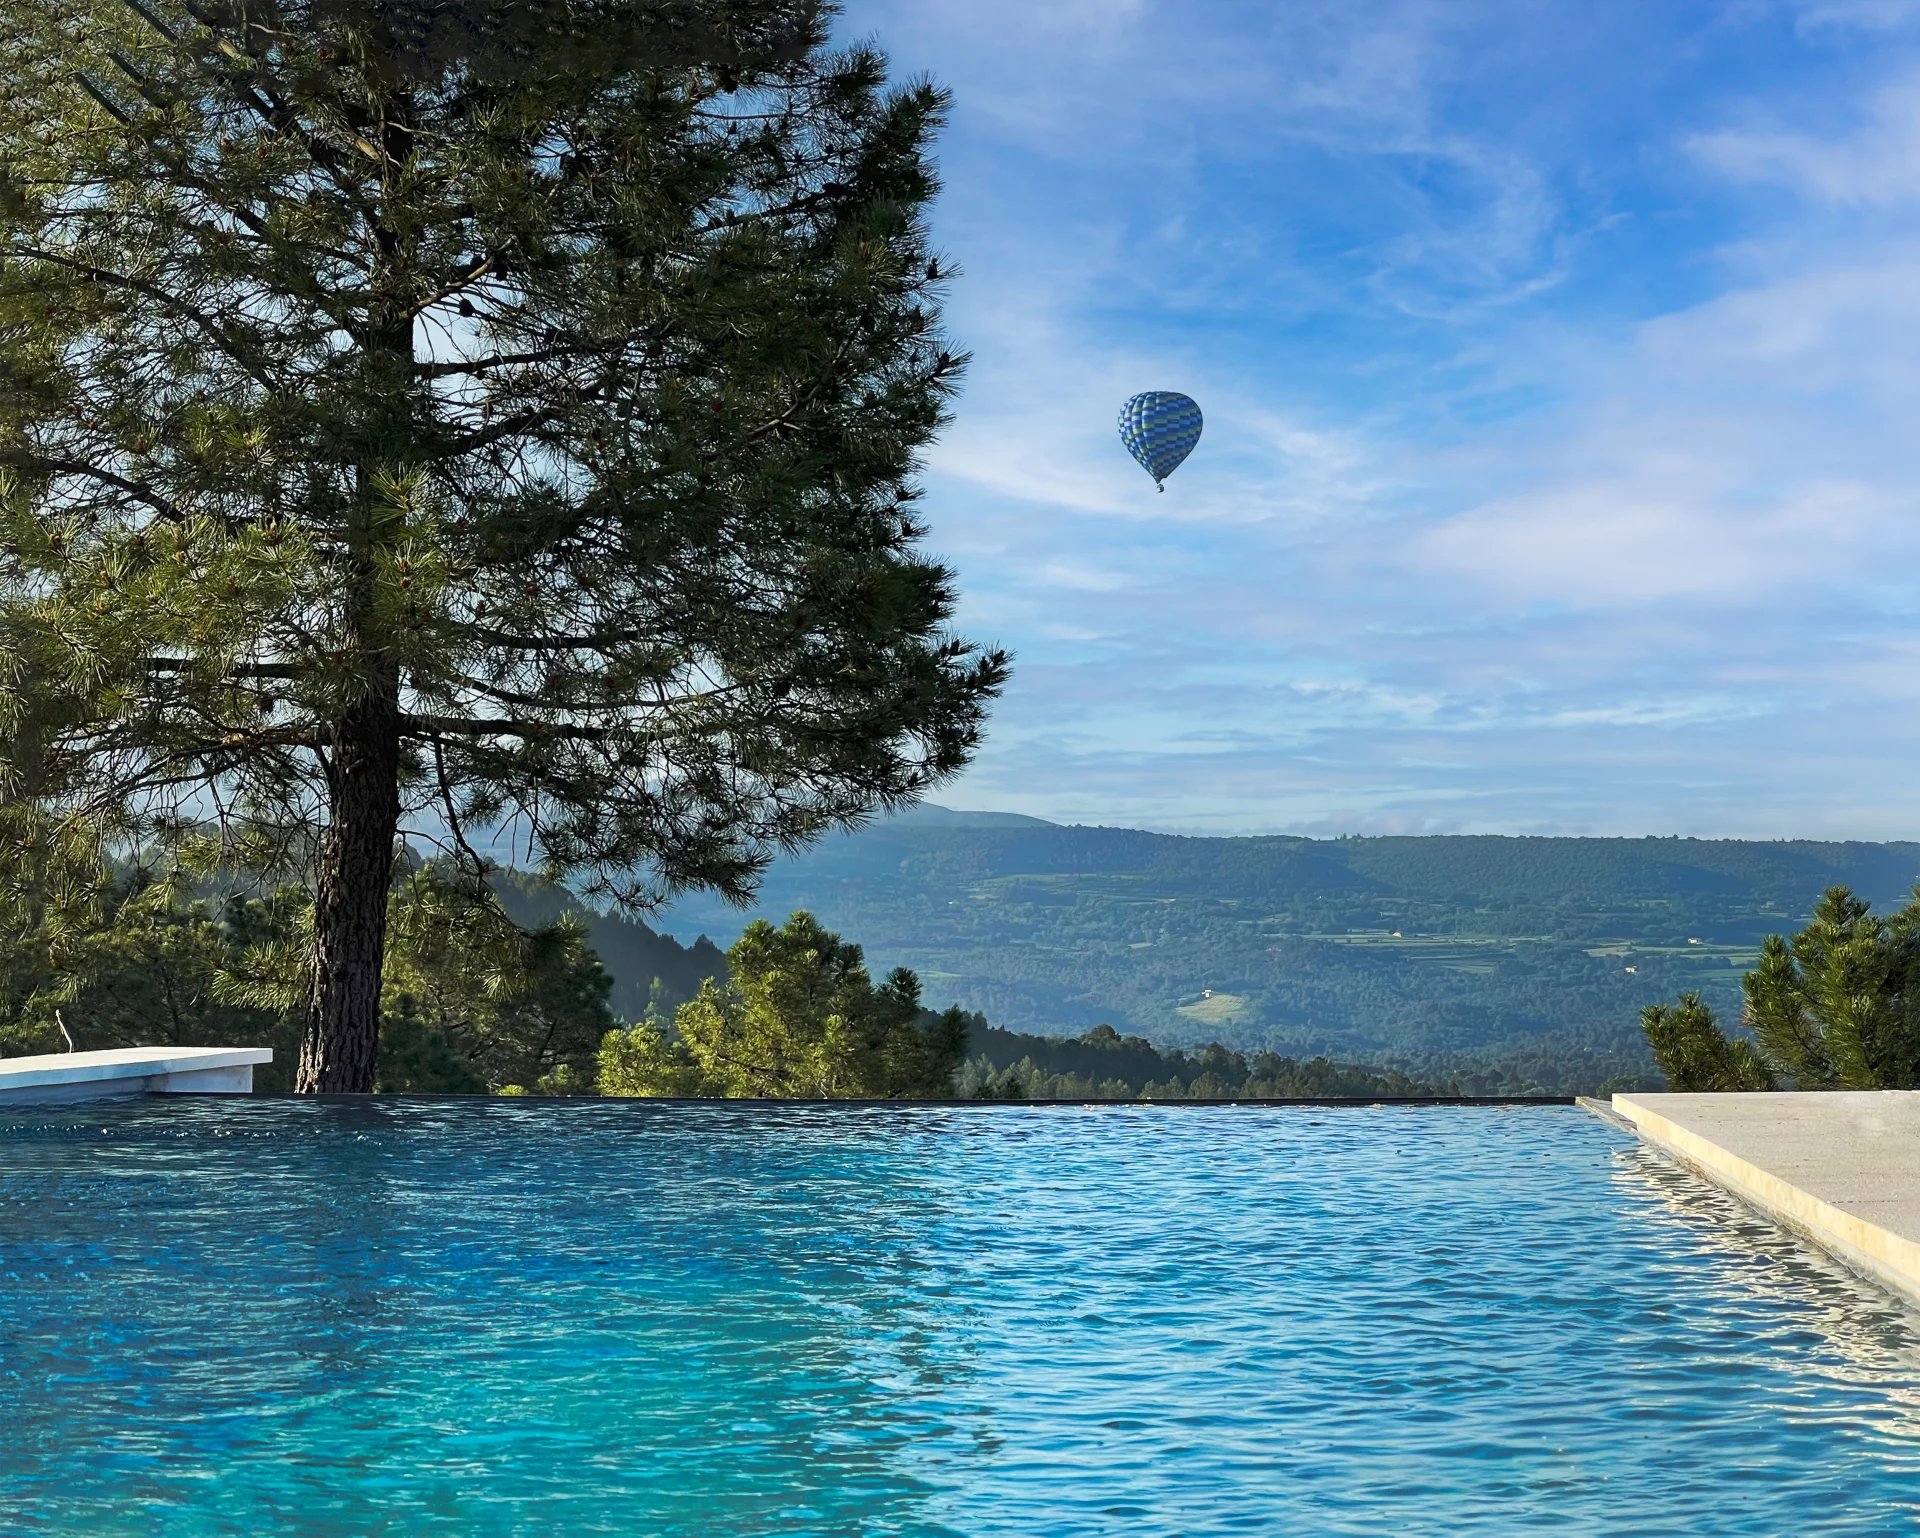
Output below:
[1610,1144,1920,1457]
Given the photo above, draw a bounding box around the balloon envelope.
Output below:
[1118,391,1203,487]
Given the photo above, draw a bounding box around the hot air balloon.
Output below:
[1118,391,1203,491]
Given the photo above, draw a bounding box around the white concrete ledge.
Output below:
[0,1047,271,1105]
[1610,1091,1920,1312]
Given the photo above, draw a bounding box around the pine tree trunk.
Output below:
[296,673,402,1093]
[295,59,416,1095]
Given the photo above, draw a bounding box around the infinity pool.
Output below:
[2,1100,1918,1535]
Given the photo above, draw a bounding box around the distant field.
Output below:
[1176,991,1252,1026]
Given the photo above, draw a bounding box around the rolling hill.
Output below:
[640,807,1920,1093]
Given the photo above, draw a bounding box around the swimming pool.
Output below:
[2,1100,1917,1535]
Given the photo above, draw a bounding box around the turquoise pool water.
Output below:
[2,1101,1918,1535]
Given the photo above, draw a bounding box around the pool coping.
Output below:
[0,1047,271,1105]
[1595,1091,1920,1314]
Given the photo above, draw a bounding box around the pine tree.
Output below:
[0,0,1006,1090]
[1640,886,1920,1091]
[1639,991,1773,1093]
[1743,886,1920,1089]
[378,865,619,1092]
[597,909,967,1097]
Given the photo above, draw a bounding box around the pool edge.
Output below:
[1609,1092,1920,1315]
[1575,1095,1632,1131]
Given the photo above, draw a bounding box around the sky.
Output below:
[832,0,1920,839]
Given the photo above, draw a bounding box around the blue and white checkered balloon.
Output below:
[1118,391,1203,491]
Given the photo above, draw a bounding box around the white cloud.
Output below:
[1636,248,1920,410]
[1414,469,1895,607]
[1035,560,1136,592]
[1689,73,1920,206]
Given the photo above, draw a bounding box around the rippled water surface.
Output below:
[4,1101,1920,1535]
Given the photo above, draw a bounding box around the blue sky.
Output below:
[833,0,1920,839]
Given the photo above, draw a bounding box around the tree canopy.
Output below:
[956,1022,1443,1101]
[598,908,966,1096]
[0,0,1005,1092]
[375,868,619,1092]
[1639,992,1772,1093]
[0,871,297,1081]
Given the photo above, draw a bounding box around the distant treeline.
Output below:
[493,872,1446,1096]
[956,1022,1439,1100]
[525,892,1448,1098]
[516,885,1446,1098]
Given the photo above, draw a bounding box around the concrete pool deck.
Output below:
[1600,1091,1920,1312]
[0,1047,271,1105]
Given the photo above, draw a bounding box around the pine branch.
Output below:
[143,658,301,680]
[163,0,380,212]
[0,453,185,522]
[16,246,284,392]
[404,714,614,743]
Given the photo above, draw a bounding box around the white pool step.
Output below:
[0,1046,272,1105]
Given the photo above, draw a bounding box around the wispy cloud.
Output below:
[1790,0,1920,33]
[1690,72,1920,205]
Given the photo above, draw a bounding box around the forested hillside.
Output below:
[489,871,729,1026]
[645,808,1920,1092]
[497,873,1446,1098]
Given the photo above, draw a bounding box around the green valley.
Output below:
[649,809,1920,1093]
